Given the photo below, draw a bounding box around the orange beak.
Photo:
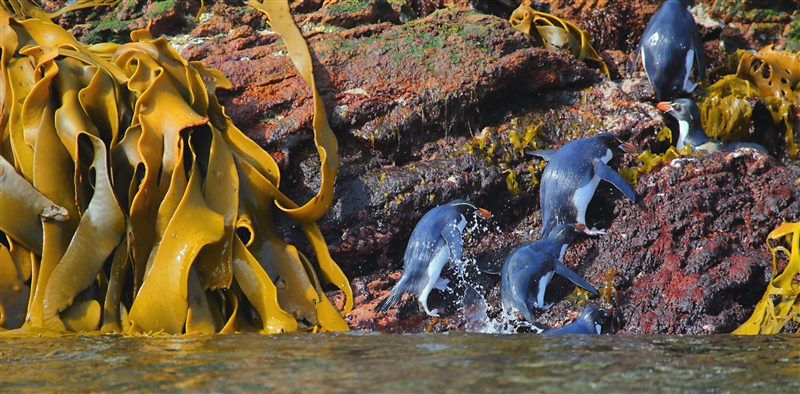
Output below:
[620,141,637,154]
[476,208,492,219]
[656,101,672,112]
[575,223,587,233]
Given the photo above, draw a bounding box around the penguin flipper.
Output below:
[724,141,767,153]
[554,261,598,296]
[526,149,557,161]
[442,222,465,274]
[594,161,635,202]
[690,21,705,81]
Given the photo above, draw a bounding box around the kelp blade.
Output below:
[734,222,800,334]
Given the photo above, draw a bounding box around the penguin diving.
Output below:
[375,200,492,316]
[501,223,599,323]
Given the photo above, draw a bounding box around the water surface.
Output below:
[2,333,798,392]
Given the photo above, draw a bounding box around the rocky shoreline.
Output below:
[45,0,800,334]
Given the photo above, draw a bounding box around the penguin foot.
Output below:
[575,223,606,235]
[584,227,606,235]
[433,278,450,291]
[454,261,466,277]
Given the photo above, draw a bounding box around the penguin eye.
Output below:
[673,103,681,111]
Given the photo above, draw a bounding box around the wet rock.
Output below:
[303,0,405,28]
[566,151,800,334]
[27,0,800,334]
[189,8,601,158]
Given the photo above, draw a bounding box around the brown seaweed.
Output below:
[509,1,609,77]
[0,0,351,335]
[734,222,800,334]
[703,47,799,160]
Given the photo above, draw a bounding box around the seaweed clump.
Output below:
[509,0,609,77]
[0,0,351,335]
[702,47,800,161]
[734,222,800,334]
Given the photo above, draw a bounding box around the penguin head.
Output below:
[446,200,492,219]
[656,98,708,148]
[578,306,609,334]
[593,133,637,156]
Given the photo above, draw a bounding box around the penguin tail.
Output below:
[375,287,404,313]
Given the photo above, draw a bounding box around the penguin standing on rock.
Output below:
[375,200,492,316]
[542,306,608,335]
[657,98,767,154]
[529,133,636,238]
[630,0,705,101]
[501,223,599,323]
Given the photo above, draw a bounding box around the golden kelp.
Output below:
[0,0,352,335]
[509,1,609,77]
[734,222,800,334]
[702,47,799,160]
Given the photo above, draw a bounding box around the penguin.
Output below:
[501,223,599,323]
[630,0,705,101]
[542,306,608,335]
[375,200,492,316]
[529,133,636,239]
[657,98,767,154]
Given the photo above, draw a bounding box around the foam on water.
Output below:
[447,214,543,334]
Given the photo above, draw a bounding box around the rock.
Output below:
[191,9,601,158]
[22,0,800,334]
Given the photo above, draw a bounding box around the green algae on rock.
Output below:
[0,0,351,335]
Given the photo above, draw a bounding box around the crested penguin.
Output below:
[375,200,492,316]
[657,98,767,154]
[542,306,608,335]
[631,0,705,100]
[501,223,599,323]
[529,133,636,239]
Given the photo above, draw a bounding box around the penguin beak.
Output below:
[476,208,492,219]
[619,142,637,155]
[656,101,673,112]
[575,223,587,233]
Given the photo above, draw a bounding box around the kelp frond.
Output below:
[509,1,609,77]
[0,0,351,335]
[703,47,799,160]
[734,222,800,335]
[1,0,121,21]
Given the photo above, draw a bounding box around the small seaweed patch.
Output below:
[619,128,694,185]
[734,222,800,334]
[463,117,546,195]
